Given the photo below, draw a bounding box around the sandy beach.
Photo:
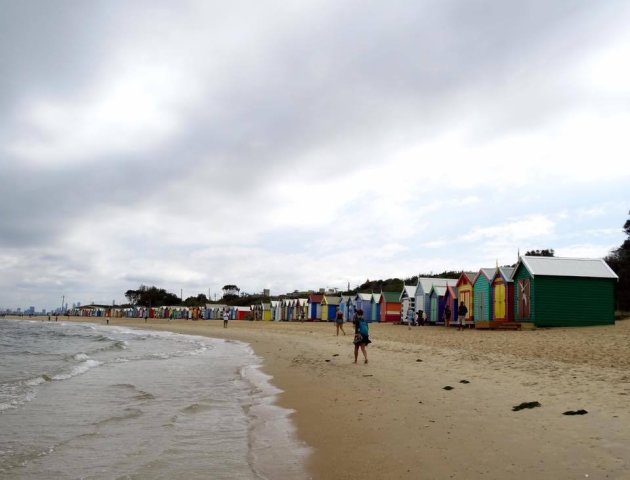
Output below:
[26,316,630,479]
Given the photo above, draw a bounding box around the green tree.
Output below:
[525,249,555,257]
[222,284,240,301]
[605,211,630,311]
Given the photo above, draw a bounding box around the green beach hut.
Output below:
[512,256,618,327]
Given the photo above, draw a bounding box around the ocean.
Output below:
[0,318,310,479]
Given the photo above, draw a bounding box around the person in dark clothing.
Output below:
[352,309,371,364]
[457,301,468,331]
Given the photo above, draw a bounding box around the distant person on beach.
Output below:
[353,309,371,364]
[223,309,229,328]
[444,304,451,328]
[457,301,468,331]
[335,308,346,336]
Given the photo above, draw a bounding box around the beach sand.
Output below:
[30,316,630,479]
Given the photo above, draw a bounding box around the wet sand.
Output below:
[28,316,630,479]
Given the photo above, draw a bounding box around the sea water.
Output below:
[0,318,310,479]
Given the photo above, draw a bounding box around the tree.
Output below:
[124,285,181,307]
[525,249,555,257]
[605,211,630,311]
[222,284,240,301]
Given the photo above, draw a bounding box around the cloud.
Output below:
[1,0,629,309]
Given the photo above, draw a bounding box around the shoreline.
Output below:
[10,316,630,479]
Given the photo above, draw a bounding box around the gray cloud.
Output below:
[1,0,629,309]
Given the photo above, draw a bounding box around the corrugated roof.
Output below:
[497,266,515,282]
[400,285,415,300]
[519,256,618,279]
[323,295,341,305]
[417,277,457,293]
[429,285,447,296]
[381,291,400,302]
[474,268,496,283]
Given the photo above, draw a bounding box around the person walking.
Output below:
[335,308,346,336]
[223,309,229,328]
[457,301,468,331]
[352,309,371,364]
[444,303,451,328]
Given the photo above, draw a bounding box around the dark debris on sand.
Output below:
[512,401,541,411]
[443,386,454,390]
[563,409,588,415]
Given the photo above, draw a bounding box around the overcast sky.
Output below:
[1,0,629,311]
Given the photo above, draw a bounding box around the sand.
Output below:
[22,316,630,479]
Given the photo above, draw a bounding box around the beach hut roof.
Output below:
[518,256,618,279]
[455,272,476,287]
[416,277,457,294]
[473,268,496,283]
[429,285,447,296]
[494,266,515,283]
[323,295,341,305]
[308,294,323,302]
[380,291,400,302]
[372,293,382,302]
[356,293,372,301]
[400,285,415,300]
[445,284,457,298]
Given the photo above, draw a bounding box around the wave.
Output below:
[51,359,102,381]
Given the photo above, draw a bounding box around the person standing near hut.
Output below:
[223,309,229,328]
[335,308,346,336]
[444,303,451,328]
[353,309,371,364]
[457,301,468,331]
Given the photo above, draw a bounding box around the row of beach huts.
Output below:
[70,256,618,328]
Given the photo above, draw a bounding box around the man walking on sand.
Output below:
[223,309,229,328]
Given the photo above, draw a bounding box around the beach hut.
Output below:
[455,272,476,326]
[321,295,340,321]
[473,268,496,324]
[400,285,416,324]
[372,293,382,322]
[338,295,351,321]
[492,266,515,324]
[295,298,308,321]
[261,302,271,321]
[443,284,458,327]
[414,277,459,319]
[428,285,447,324]
[308,294,323,320]
[379,292,401,322]
[512,256,618,327]
[354,293,373,321]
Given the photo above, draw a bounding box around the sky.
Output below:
[1,0,629,311]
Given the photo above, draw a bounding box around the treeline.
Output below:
[605,211,630,312]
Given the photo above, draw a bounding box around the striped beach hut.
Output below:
[400,285,416,324]
[308,294,323,320]
[492,266,515,323]
[456,272,476,326]
[473,268,496,323]
[270,300,280,321]
[296,298,308,321]
[338,295,352,321]
[379,292,400,322]
[513,256,618,327]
